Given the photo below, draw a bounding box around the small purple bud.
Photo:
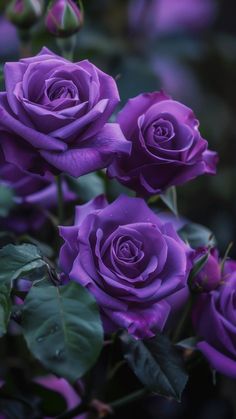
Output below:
[45,0,84,38]
[192,247,221,292]
[6,0,43,29]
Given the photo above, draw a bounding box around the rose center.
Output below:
[114,235,143,263]
[47,80,79,102]
[153,118,174,143]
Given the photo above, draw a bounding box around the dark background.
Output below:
[0,1,236,418]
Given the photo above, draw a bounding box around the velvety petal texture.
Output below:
[59,195,192,338]
[0,48,130,178]
[108,91,218,196]
[192,261,236,378]
[0,155,75,233]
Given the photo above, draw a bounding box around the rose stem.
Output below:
[172,295,193,343]
[56,174,64,225]
[57,388,149,419]
[56,34,77,61]
[56,402,87,419]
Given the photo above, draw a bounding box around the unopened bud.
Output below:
[6,0,43,29]
[45,0,83,38]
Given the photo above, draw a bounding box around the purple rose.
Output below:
[108,92,218,196]
[129,0,217,38]
[192,260,236,378]
[59,195,192,338]
[0,48,130,178]
[0,157,75,233]
[192,247,221,292]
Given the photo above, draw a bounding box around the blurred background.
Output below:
[0,1,236,418]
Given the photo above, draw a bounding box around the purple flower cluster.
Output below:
[2,48,233,385]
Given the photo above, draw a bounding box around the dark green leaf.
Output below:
[0,283,12,336]
[160,187,178,216]
[0,244,46,287]
[120,331,188,401]
[22,282,103,383]
[31,382,67,416]
[0,397,39,419]
[0,184,15,217]
[178,223,216,248]
[188,251,210,285]
[106,178,135,201]
[19,235,54,259]
[66,172,105,202]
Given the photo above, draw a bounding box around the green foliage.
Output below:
[31,382,68,416]
[188,251,210,286]
[178,222,216,248]
[160,186,178,216]
[22,282,103,382]
[120,331,188,401]
[0,284,11,337]
[0,244,46,287]
[66,172,105,202]
[0,184,15,217]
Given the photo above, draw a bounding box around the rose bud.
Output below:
[6,0,43,29]
[192,248,222,292]
[45,0,83,38]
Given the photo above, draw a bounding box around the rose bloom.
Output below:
[0,157,75,233]
[108,91,218,196]
[129,0,217,38]
[59,195,192,338]
[192,260,236,378]
[0,48,130,178]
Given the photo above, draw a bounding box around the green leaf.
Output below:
[22,282,103,383]
[0,184,15,217]
[19,235,54,259]
[66,172,105,202]
[0,398,37,419]
[0,244,46,287]
[120,331,188,401]
[160,187,178,216]
[178,222,216,248]
[106,178,135,201]
[188,251,210,286]
[31,382,67,417]
[0,283,12,336]
[176,337,199,350]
